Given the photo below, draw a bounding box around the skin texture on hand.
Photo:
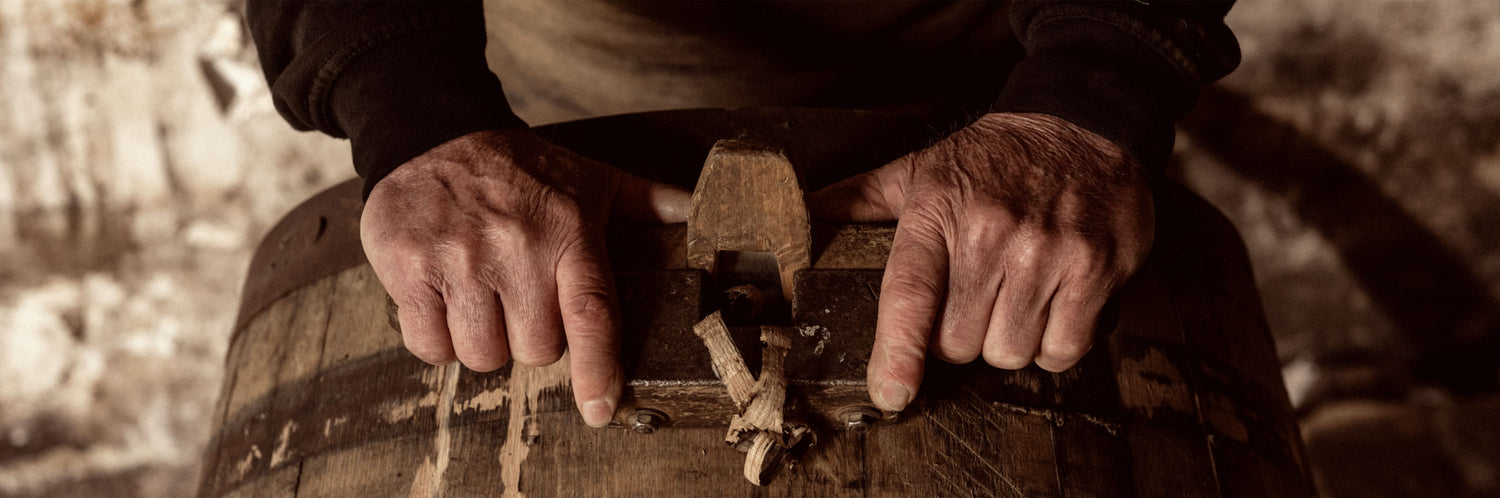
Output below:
[807,112,1155,413]
[360,129,690,428]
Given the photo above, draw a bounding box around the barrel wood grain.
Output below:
[200,109,1313,497]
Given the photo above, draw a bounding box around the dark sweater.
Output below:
[247,0,1239,198]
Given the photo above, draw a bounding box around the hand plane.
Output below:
[608,139,893,436]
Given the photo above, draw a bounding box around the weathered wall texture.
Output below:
[0,0,1497,496]
[0,0,349,495]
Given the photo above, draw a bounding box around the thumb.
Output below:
[555,235,625,428]
[612,172,691,223]
[806,156,911,222]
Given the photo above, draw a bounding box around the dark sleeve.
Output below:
[247,0,529,198]
[991,0,1241,172]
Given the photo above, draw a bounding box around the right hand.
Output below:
[360,129,690,428]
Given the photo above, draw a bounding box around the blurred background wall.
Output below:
[0,0,1496,496]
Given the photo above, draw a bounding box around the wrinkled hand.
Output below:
[361,129,690,427]
[808,113,1154,412]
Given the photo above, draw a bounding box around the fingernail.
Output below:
[582,399,615,428]
[876,382,913,412]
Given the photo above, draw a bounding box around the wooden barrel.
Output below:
[199,109,1313,497]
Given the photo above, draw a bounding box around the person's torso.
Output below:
[484,0,1019,125]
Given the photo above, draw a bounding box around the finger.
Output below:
[1035,277,1107,372]
[983,254,1057,369]
[806,157,911,222]
[495,261,566,367]
[930,218,1011,363]
[555,236,624,428]
[445,283,510,372]
[395,286,458,365]
[931,271,999,365]
[612,172,692,223]
[867,216,947,412]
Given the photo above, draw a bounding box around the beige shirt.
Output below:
[485,0,1018,125]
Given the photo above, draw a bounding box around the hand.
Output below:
[807,113,1154,412]
[360,129,690,427]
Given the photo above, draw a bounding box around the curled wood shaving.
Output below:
[692,314,804,485]
[692,311,757,408]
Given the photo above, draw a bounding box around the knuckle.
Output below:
[456,345,510,372]
[402,334,454,366]
[382,234,434,259]
[510,342,564,366]
[562,285,613,321]
[957,215,1008,252]
[901,202,952,236]
[440,247,487,281]
[1043,334,1094,365]
[1062,235,1112,274]
[931,340,980,364]
[390,281,442,313]
[1007,240,1048,271]
[982,346,1034,370]
[966,199,1016,226]
[982,326,1038,370]
[479,216,539,248]
[879,339,929,370]
[882,273,943,313]
[1035,355,1081,373]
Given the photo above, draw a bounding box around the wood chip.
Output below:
[691,311,756,407]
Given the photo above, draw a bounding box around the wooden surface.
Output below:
[201,109,1313,497]
[686,139,811,300]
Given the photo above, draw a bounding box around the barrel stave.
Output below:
[201,109,1314,497]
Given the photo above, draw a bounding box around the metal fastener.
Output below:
[840,405,880,433]
[630,409,667,435]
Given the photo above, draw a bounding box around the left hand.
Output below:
[807,113,1155,412]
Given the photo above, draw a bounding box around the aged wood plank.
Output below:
[1153,182,1267,321]
[1212,437,1313,498]
[865,401,1060,497]
[1126,425,1219,497]
[810,224,893,269]
[1110,257,1203,427]
[1113,257,1187,346]
[200,349,450,497]
[295,433,435,498]
[518,412,760,496]
[219,463,299,498]
[1053,417,1133,497]
[295,360,458,498]
[223,276,332,420]
[208,274,334,495]
[769,432,865,497]
[319,265,403,367]
[208,320,248,439]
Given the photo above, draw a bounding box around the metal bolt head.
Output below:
[630,409,666,435]
[840,405,880,433]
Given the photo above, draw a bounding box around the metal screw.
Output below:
[840,405,880,433]
[630,409,667,435]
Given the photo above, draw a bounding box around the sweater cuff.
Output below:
[329,29,527,199]
[991,17,1193,174]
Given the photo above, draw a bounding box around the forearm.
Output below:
[993,0,1240,173]
[247,0,527,197]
